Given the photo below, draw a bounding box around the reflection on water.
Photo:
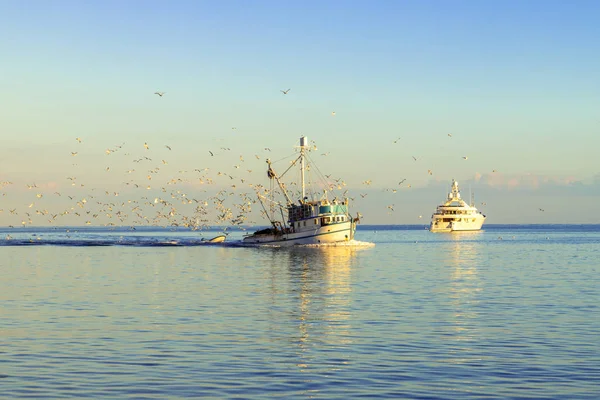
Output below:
[3,227,599,399]
[259,246,364,372]
[447,234,483,357]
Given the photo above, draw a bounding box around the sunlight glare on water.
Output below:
[1,225,598,398]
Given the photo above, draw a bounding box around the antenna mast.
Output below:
[299,136,308,202]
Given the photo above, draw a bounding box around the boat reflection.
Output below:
[446,235,483,359]
[261,245,367,372]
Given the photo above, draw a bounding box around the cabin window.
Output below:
[314,219,318,225]
[303,221,306,226]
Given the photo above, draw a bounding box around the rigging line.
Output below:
[302,155,320,200]
[257,193,275,226]
[277,155,301,180]
[279,207,286,226]
[256,192,284,206]
[304,152,327,184]
[304,152,334,193]
[269,175,275,222]
[269,152,298,166]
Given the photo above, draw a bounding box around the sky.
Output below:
[1,0,599,226]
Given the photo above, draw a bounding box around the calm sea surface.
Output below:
[1,225,599,399]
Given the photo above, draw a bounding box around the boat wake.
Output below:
[301,240,375,248]
[233,239,375,248]
[1,237,375,248]
[0,238,230,247]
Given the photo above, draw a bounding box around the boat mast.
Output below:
[299,136,308,202]
[264,137,309,207]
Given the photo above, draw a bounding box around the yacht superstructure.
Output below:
[430,180,486,232]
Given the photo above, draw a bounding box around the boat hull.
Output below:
[203,235,226,243]
[243,221,355,246]
[430,216,485,232]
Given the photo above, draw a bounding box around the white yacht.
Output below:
[243,136,360,246]
[430,180,486,233]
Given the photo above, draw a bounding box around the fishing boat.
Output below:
[430,179,486,232]
[243,136,360,246]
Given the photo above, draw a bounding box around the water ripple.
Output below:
[1,227,599,398]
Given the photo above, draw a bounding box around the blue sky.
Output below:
[1,1,599,226]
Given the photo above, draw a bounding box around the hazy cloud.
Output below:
[463,172,599,194]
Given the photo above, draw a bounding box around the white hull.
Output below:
[430,216,485,232]
[243,221,355,246]
[202,235,227,243]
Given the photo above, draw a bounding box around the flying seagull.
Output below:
[281,89,291,94]
[154,92,165,97]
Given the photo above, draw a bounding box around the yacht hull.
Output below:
[243,221,355,246]
[430,216,485,232]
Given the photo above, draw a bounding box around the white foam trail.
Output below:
[301,240,375,248]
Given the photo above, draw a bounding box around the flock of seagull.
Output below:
[0,88,509,232]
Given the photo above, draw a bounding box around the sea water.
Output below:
[1,225,598,399]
